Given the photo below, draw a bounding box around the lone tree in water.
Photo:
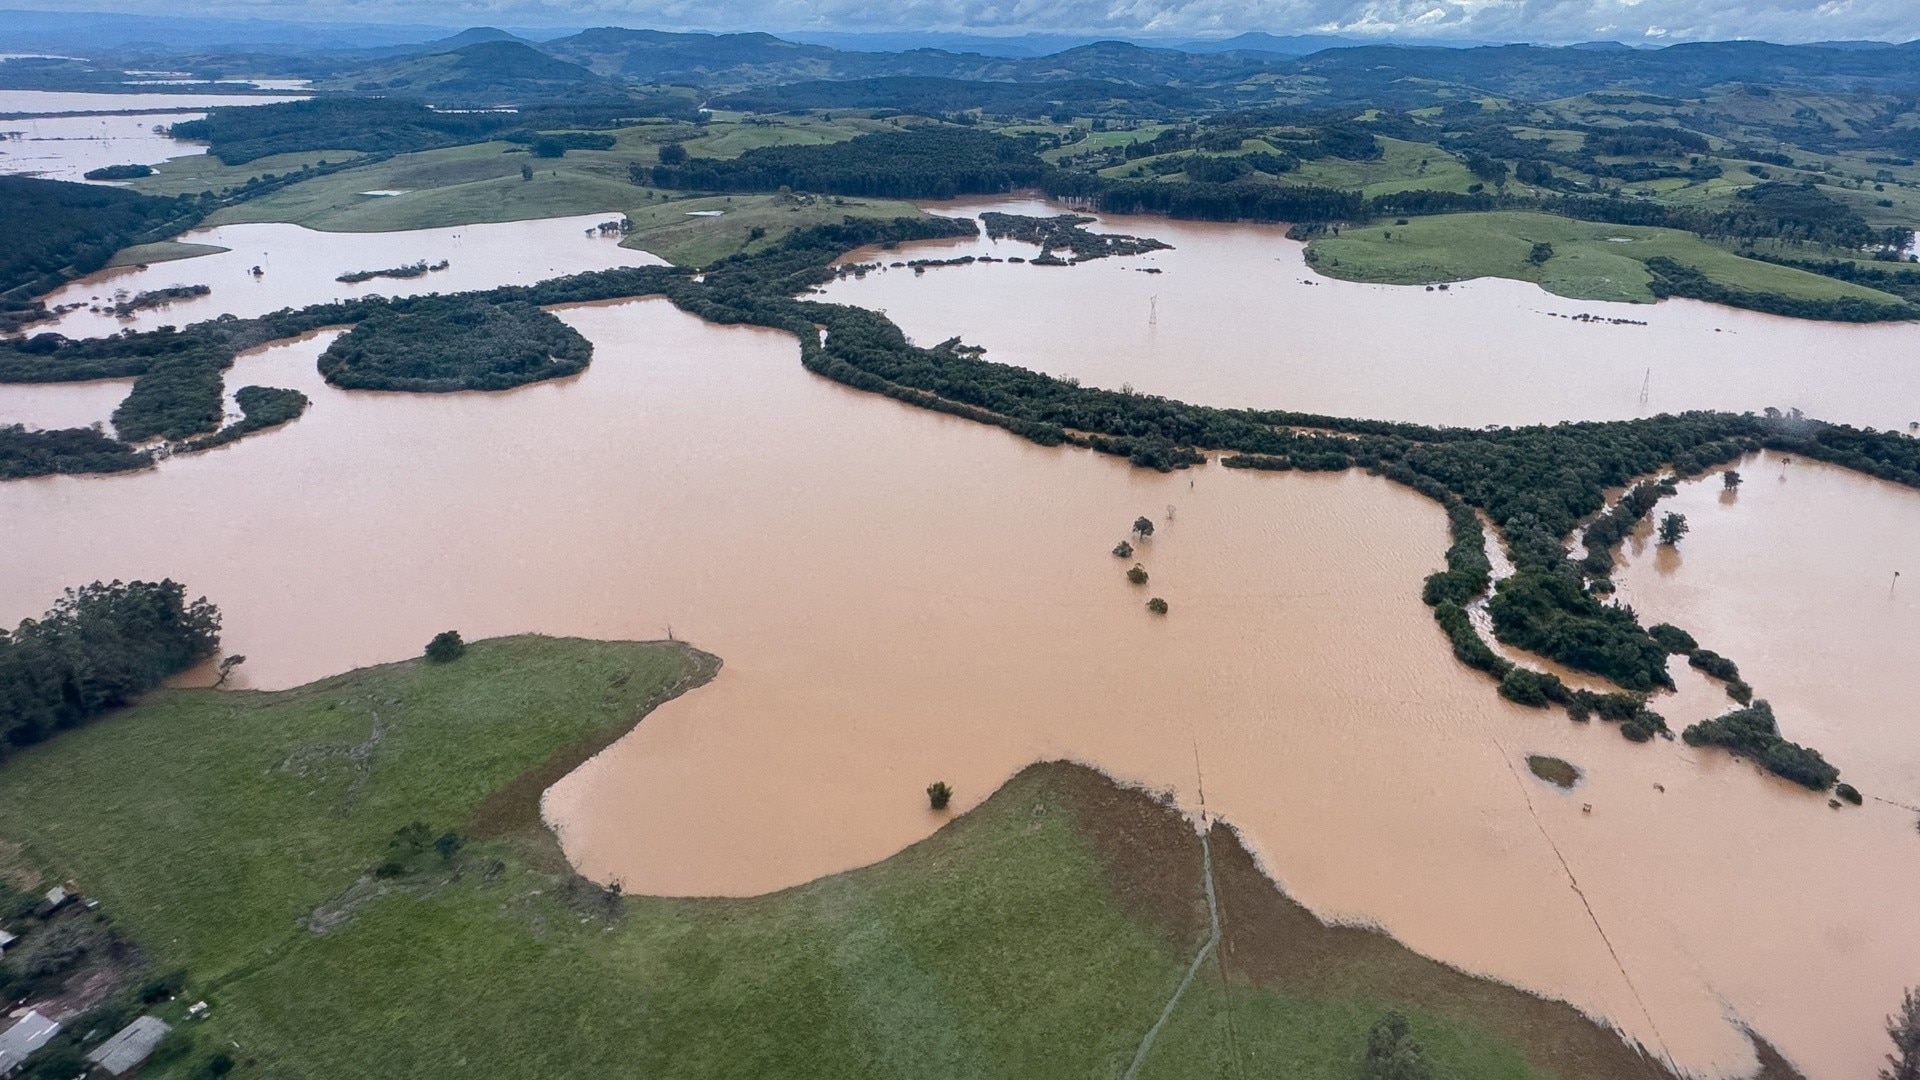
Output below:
[425,630,466,663]
[1657,512,1690,546]
[1133,516,1155,539]
[1127,564,1149,585]
[926,781,953,810]
[1722,469,1743,490]
[1887,987,1920,1080]
[1147,597,1169,615]
[1112,539,1134,558]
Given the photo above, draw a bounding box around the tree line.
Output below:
[643,127,1049,200]
[0,580,220,761]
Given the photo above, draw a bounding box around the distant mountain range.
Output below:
[4,11,1919,111]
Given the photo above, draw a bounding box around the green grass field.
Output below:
[105,241,229,268]
[193,140,644,231]
[0,636,1699,1080]
[1305,210,1907,304]
[1287,136,1482,198]
[619,193,928,266]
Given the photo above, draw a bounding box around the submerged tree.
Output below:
[1147,597,1169,615]
[1112,540,1134,558]
[926,781,953,810]
[1887,987,1920,1080]
[1133,516,1155,539]
[1657,512,1690,546]
[1722,469,1743,490]
[1127,564,1149,585]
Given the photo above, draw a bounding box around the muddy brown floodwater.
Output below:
[1613,451,1920,800]
[817,197,1920,431]
[3,292,1914,1080]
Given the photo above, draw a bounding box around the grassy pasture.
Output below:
[1305,210,1907,305]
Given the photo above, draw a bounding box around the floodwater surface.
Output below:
[0,90,306,113]
[818,198,1920,431]
[1,215,658,433]
[1,297,1914,1080]
[33,215,661,342]
[1613,451,1920,800]
[0,112,209,181]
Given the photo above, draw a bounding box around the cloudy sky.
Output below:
[23,0,1920,42]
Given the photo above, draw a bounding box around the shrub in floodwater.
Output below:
[1127,564,1149,585]
[1498,668,1568,709]
[1835,783,1862,805]
[1132,516,1155,539]
[926,781,952,810]
[1146,597,1169,615]
[1722,469,1743,490]
[1647,623,1698,655]
[1112,540,1133,558]
[425,630,466,663]
[1657,512,1689,545]
[1620,710,1667,743]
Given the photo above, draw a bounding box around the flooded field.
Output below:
[0,89,306,114]
[32,215,659,342]
[0,215,659,432]
[1,290,1915,1080]
[0,111,209,181]
[817,198,1920,431]
[1613,451,1920,800]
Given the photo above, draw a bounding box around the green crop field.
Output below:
[620,193,929,266]
[0,636,1693,1080]
[1305,210,1907,305]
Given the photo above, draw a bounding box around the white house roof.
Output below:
[86,1015,172,1076]
[0,1011,61,1074]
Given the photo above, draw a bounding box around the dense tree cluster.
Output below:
[645,127,1048,199]
[172,98,523,164]
[170,98,668,165]
[175,386,310,454]
[80,164,154,181]
[0,580,220,760]
[0,425,149,480]
[1644,256,1915,322]
[1072,178,1364,223]
[0,176,204,325]
[1682,700,1839,790]
[318,297,593,392]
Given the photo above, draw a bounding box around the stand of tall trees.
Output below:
[0,581,220,760]
[645,127,1048,199]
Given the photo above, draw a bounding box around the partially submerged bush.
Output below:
[1126,564,1149,585]
[1647,623,1698,654]
[1146,597,1169,615]
[1112,540,1133,558]
[926,781,952,810]
[425,631,466,663]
